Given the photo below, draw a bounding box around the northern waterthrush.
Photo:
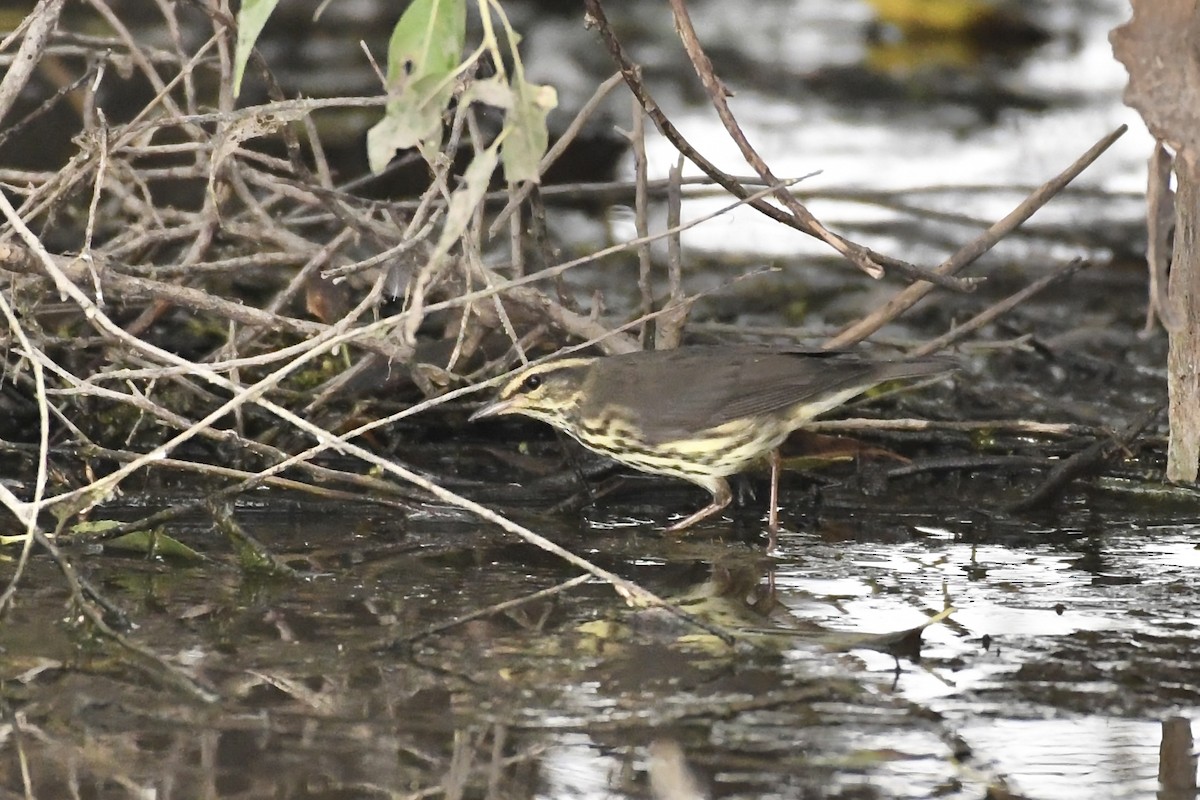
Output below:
[469,345,952,532]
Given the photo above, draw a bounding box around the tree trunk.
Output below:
[1168,160,1200,481]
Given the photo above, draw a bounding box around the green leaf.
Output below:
[384,0,465,87]
[501,77,557,184]
[433,140,501,258]
[367,75,456,173]
[232,0,280,98]
[105,530,204,563]
[366,0,467,172]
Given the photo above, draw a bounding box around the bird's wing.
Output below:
[585,348,947,443]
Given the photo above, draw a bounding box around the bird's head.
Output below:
[468,358,594,430]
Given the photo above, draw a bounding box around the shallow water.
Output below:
[3,489,1197,798]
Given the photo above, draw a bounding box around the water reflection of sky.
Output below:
[774,527,1199,799]
[960,717,1164,800]
[612,0,1154,261]
[536,733,623,800]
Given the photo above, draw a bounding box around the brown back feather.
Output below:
[579,346,953,444]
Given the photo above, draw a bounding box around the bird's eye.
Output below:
[521,374,543,392]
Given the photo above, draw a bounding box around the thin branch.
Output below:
[827,125,1127,347]
[912,258,1092,356]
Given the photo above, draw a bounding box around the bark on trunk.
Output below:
[1168,161,1200,481]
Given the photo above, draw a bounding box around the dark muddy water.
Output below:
[5,493,1198,798]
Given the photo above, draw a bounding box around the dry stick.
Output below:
[665,0,881,279]
[630,95,654,347]
[0,35,179,61]
[463,109,526,369]
[217,227,356,360]
[0,198,712,638]
[10,34,222,228]
[0,0,65,123]
[0,66,96,154]
[1007,403,1165,513]
[911,258,1092,357]
[83,0,194,129]
[6,171,778,386]
[1146,142,1179,332]
[656,153,688,350]
[24,181,799,516]
[582,0,972,293]
[396,92,479,355]
[124,251,312,278]
[73,441,410,513]
[468,244,528,369]
[151,0,197,114]
[508,185,525,277]
[95,471,409,541]
[457,113,528,372]
[0,288,214,702]
[397,574,594,644]
[321,221,438,280]
[304,111,335,189]
[2,152,588,384]
[390,173,1104,214]
[0,248,410,362]
[0,261,52,623]
[12,92,379,228]
[506,180,1128,244]
[34,339,430,514]
[826,125,1128,348]
[808,417,1091,438]
[529,188,572,308]
[886,454,1054,480]
[390,173,776,214]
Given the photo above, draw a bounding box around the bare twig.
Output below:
[656,153,688,349]
[0,0,66,124]
[1008,403,1164,512]
[396,574,593,644]
[1146,141,1180,331]
[912,258,1092,356]
[827,125,1127,347]
[807,417,1092,438]
[665,0,883,278]
[630,95,654,347]
[488,71,625,236]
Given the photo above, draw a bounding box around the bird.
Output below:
[469,345,953,534]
